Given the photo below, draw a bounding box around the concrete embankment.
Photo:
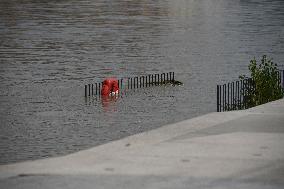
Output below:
[0,99,284,189]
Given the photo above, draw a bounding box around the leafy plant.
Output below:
[240,55,284,107]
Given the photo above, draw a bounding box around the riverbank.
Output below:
[0,98,284,188]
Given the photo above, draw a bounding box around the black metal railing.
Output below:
[217,70,284,112]
[84,72,175,97]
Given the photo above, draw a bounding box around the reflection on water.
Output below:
[0,0,284,164]
[101,95,119,112]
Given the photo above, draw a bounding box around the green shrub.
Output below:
[240,55,284,106]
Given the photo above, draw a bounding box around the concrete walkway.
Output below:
[1,99,284,189]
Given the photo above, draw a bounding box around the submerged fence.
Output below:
[217,70,284,112]
[84,72,175,97]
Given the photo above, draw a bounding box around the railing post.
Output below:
[136,77,139,88]
[244,79,248,109]
[146,76,148,87]
[131,78,133,89]
[227,83,229,110]
[217,85,220,112]
[232,82,235,109]
[282,70,284,88]
[98,83,101,95]
[231,82,233,109]
[236,81,239,109]
[241,80,244,109]
[222,84,225,111]
[88,84,91,96]
[128,78,130,89]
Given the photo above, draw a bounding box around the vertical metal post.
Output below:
[98,83,101,95]
[223,84,226,111]
[142,76,145,87]
[277,71,280,86]
[244,79,247,109]
[173,72,175,81]
[228,83,230,108]
[236,81,239,109]
[131,78,133,89]
[282,70,284,88]
[230,82,233,109]
[249,79,251,107]
[220,85,222,112]
[248,79,251,106]
[228,83,230,110]
[156,74,159,85]
[239,80,242,109]
[136,77,139,89]
[151,75,154,86]
[146,75,149,87]
[95,83,98,95]
[88,84,91,96]
[244,79,246,109]
[128,78,130,89]
[238,80,241,109]
[232,82,235,109]
[146,76,148,87]
[120,79,123,90]
[92,84,94,96]
[85,85,87,97]
[167,73,169,82]
[241,80,243,109]
[217,85,220,112]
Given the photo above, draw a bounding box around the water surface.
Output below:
[1,0,284,164]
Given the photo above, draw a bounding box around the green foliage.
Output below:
[240,55,284,107]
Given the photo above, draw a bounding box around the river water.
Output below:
[0,0,284,164]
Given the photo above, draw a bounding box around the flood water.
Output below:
[0,0,284,164]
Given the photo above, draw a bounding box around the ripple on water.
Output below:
[0,0,284,164]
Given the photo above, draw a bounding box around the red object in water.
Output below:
[101,78,119,96]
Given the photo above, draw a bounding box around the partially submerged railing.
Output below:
[217,70,284,112]
[84,72,175,97]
